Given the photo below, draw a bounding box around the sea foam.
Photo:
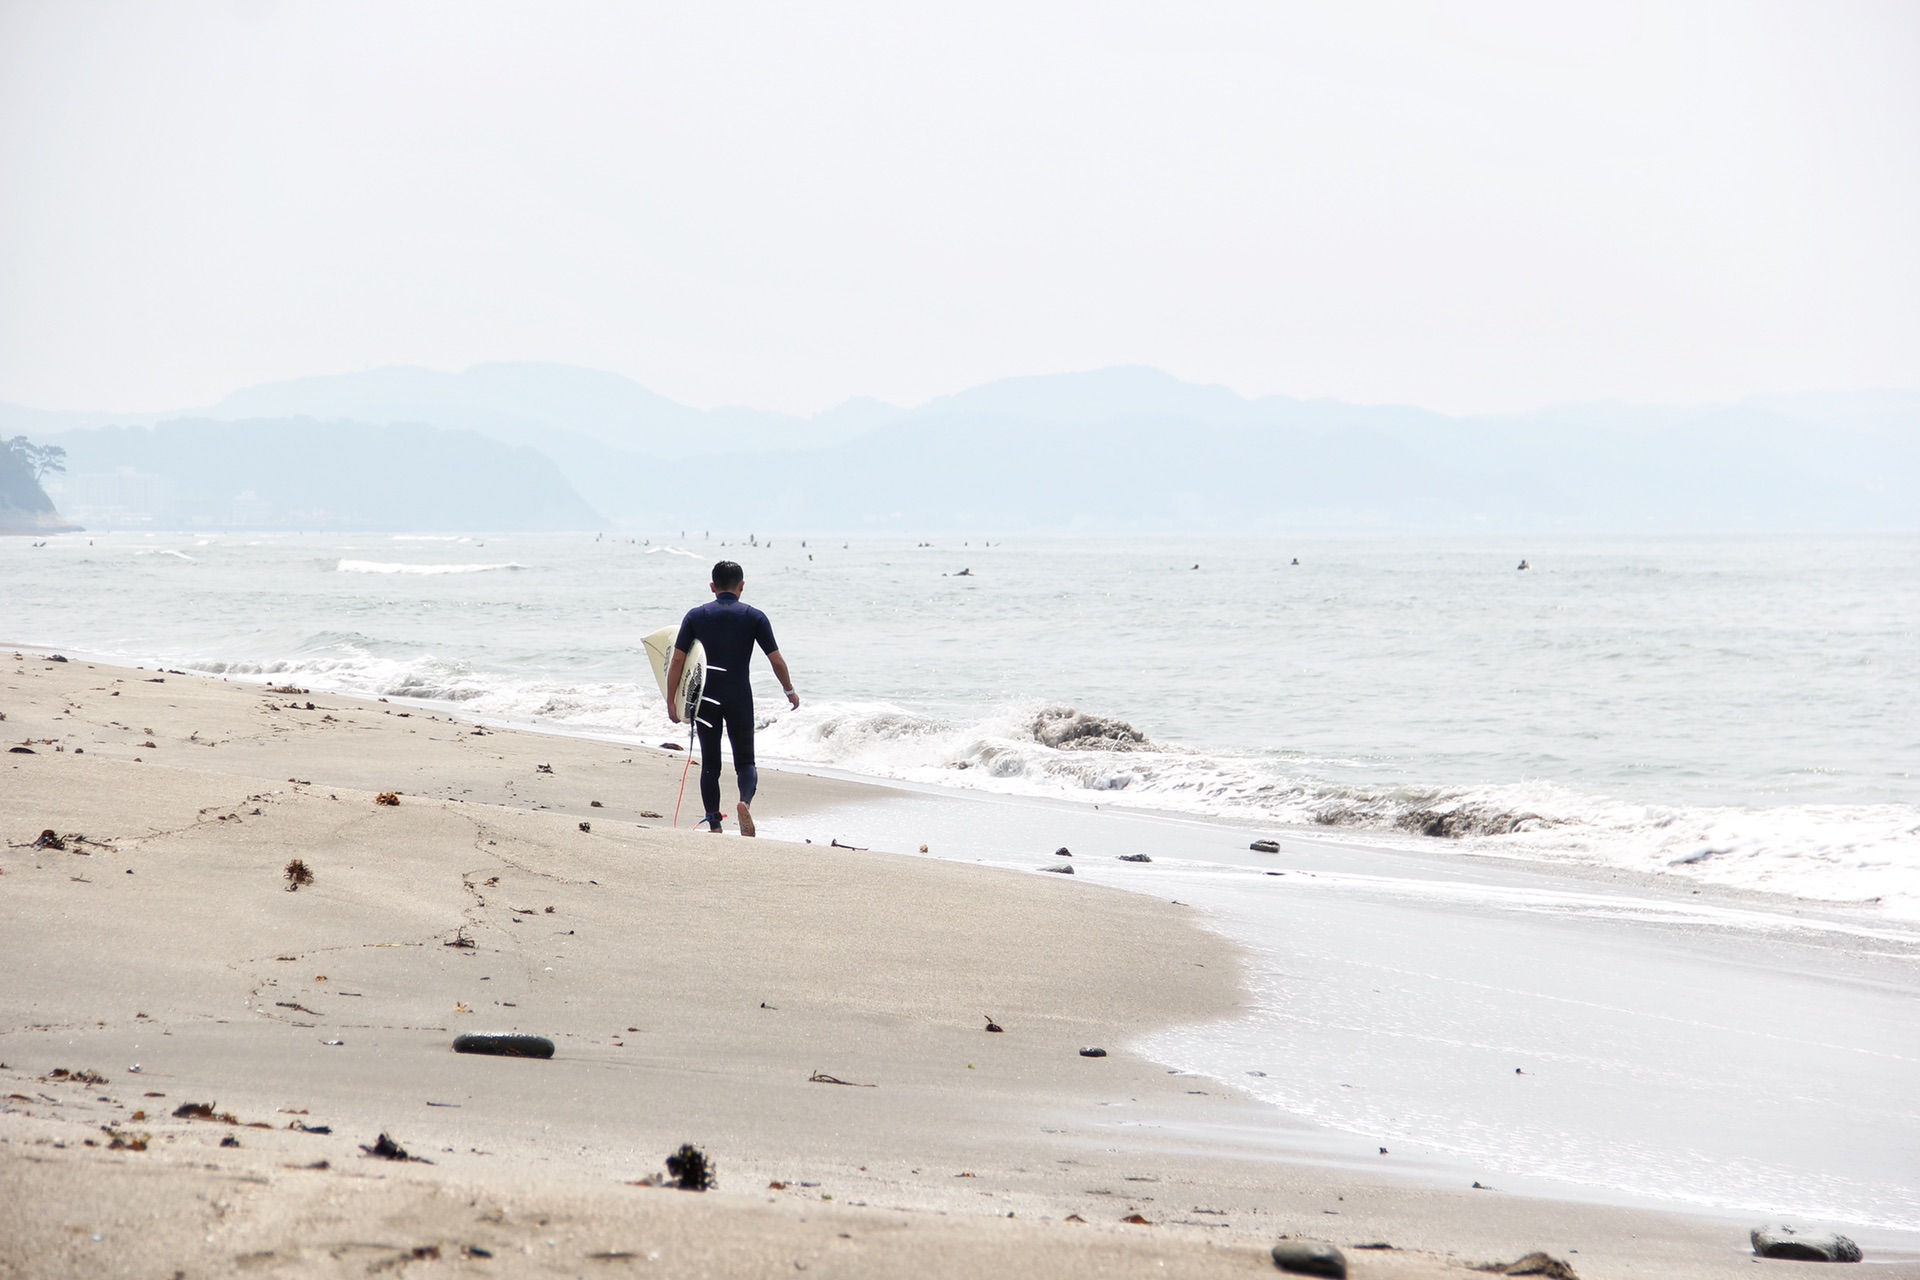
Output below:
[755,699,1920,919]
[335,560,525,575]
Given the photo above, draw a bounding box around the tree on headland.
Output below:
[4,435,66,481]
[1,434,81,532]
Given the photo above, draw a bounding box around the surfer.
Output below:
[665,560,799,836]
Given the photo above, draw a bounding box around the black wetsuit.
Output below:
[674,592,779,825]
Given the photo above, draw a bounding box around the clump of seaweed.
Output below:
[47,1067,108,1085]
[284,859,313,891]
[360,1132,432,1163]
[664,1143,715,1191]
[375,792,400,806]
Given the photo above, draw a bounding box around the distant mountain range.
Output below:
[3,364,1915,533]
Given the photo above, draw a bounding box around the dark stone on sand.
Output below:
[1079,1047,1107,1058]
[1498,1253,1579,1278]
[453,1033,555,1060]
[659,742,683,751]
[9,746,34,754]
[1039,864,1074,874]
[1751,1224,1862,1262]
[1118,854,1152,862]
[1272,1239,1346,1277]
[1250,839,1281,853]
[1055,846,1072,857]
[48,654,67,662]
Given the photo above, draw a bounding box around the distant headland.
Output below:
[0,436,81,534]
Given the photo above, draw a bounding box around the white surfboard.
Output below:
[643,624,707,724]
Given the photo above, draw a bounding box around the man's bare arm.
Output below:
[664,649,687,723]
[768,651,799,709]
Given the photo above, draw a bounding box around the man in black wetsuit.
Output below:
[665,560,799,836]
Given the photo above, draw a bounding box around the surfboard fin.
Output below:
[694,717,713,728]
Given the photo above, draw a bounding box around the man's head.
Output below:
[711,560,744,594]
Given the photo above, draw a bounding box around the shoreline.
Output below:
[21,635,1913,928]
[759,780,1920,1231]
[4,650,1916,1278]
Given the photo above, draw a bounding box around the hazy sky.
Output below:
[2,2,1916,415]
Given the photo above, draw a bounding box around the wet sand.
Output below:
[2,650,1907,1278]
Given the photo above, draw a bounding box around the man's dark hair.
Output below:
[712,560,744,591]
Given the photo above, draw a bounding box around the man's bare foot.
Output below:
[736,801,756,838]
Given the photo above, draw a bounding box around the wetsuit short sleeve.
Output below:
[674,610,699,655]
[754,609,778,656]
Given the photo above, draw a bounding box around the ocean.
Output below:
[6,530,1916,917]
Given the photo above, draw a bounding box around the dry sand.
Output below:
[2,651,1905,1278]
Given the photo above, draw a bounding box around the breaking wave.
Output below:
[335,560,526,575]
[185,643,658,737]
[755,700,1920,918]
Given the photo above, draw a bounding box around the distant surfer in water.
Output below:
[666,560,799,836]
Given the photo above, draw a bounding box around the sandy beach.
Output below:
[3,650,1912,1279]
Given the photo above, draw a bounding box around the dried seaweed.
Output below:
[360,1132,431,1163]
[664,1143,715,1191]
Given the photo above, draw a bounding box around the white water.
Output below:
[335,559,525,575]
